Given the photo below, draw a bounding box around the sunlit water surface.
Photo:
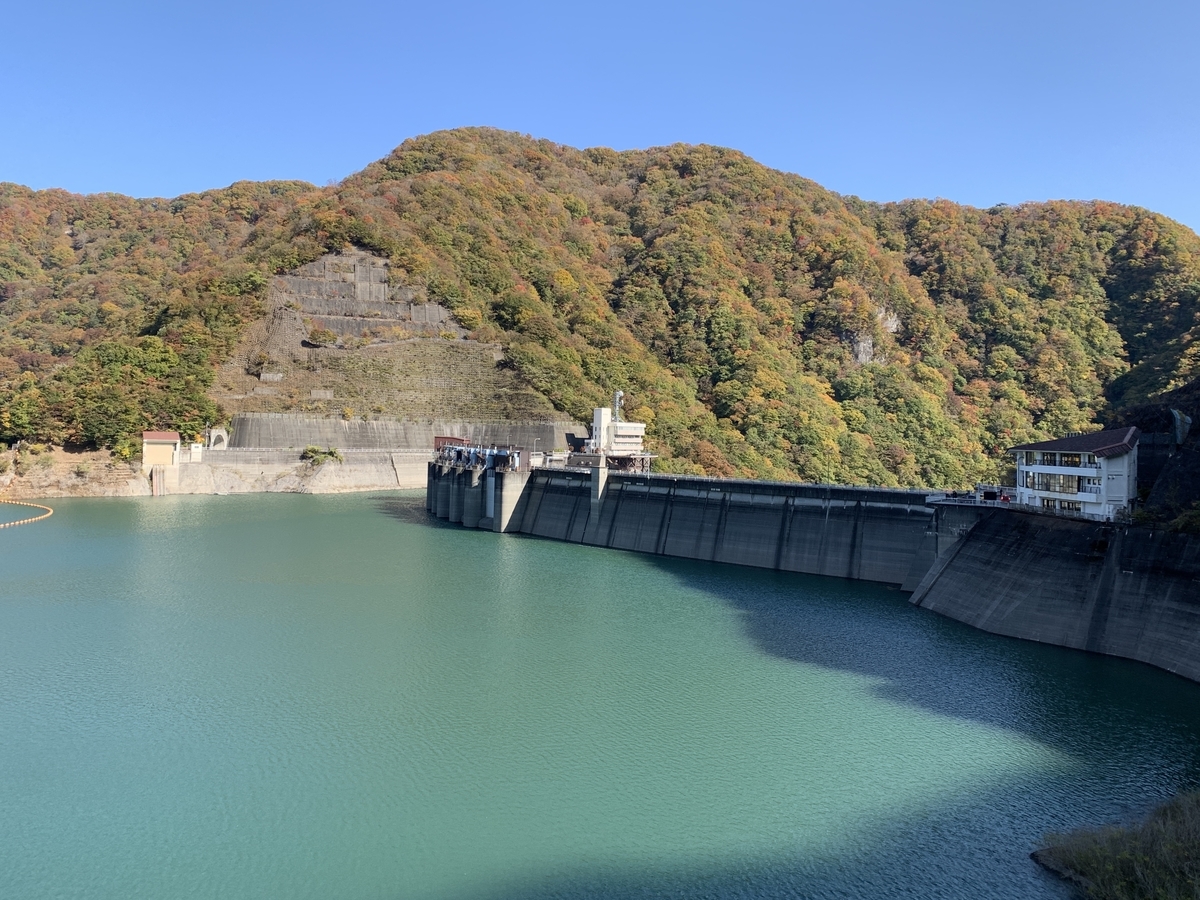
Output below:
[2,493,1198,899]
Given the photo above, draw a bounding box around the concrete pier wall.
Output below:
[911,509,1200,682]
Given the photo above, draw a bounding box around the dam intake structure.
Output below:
[427,460,1200,684]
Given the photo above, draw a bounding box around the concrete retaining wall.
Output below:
[171,450,431,494]
[228,413,584,452]
[911,509,1200,682]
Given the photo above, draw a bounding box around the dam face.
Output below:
[911,509,1200,682]
[428,463,1200,683]
[428,464,957,588]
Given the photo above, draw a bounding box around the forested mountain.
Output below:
[2,128,1198,486]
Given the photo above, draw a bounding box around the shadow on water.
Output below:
[381,496,1200,778]
[374,498,1199,899]
[380,493,1200,764]
[375,495,462,529]
[461,808,1076,900]
[643,555,1200,779]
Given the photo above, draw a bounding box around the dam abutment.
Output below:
[911,508,1200,682]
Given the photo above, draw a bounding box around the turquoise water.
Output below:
[2,493,1199,899]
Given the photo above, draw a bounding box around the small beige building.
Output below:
[141,431,181,474]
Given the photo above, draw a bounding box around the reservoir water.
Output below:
[2,493,1199,899]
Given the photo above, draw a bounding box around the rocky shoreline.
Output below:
[0,445,429,499]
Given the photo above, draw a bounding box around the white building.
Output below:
[586,405,646,458]
[569,391,652,471]
[1009,427,1140,520]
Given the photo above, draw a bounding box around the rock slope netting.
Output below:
[3,128,1200,484]
[212,249,565,421]
[910,509,1200,682]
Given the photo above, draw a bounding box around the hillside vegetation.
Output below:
[2,128,1199,484]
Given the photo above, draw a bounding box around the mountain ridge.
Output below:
[2,127,1198,487]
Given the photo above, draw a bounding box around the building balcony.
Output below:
[1019,487,1103,501]
[1020,463,1101,475]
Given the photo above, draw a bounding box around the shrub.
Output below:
[73,463,91,477]
[0,458,9,474]
[300,446,343,466]
[1037,790,1200,899]
[1167,502,1200,534]
[308,327,339,347]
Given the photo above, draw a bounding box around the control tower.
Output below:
[569,391,653,472]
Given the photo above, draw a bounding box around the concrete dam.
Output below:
[427,462,1200,684]
[911,509,1200,682]
[427,463,984,590]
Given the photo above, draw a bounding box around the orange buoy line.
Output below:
[0,499,54,529]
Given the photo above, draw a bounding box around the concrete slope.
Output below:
[228,414,584,452]
[912,509,1200,681]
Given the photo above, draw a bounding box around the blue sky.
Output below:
[5,0,1199,229]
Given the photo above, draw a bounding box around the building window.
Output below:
[1025,451,1036,465]
[1040,452,1058,465]
[1059,500,1082,512]
[1042,498,1057,510]
[1059,453,1081,467]
[1084,453,1096,465]
[1033,473,1082,494]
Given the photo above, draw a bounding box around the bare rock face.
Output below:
[0,448,150,499]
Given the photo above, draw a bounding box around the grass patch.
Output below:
[1036,790,1200,899]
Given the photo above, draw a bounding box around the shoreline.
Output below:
[0,445,430,500]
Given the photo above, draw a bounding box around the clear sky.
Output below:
[6,0,1199,229]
